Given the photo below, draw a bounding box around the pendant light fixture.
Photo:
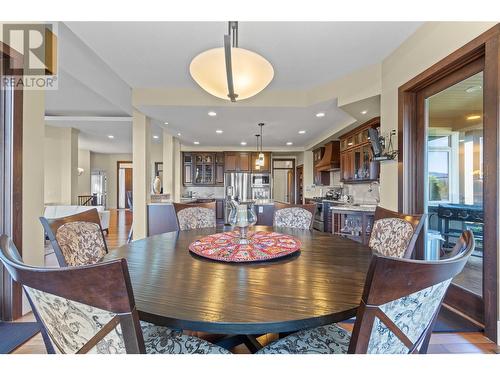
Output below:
[255,134,261,170]
[256,123,265,167]
[189,22,274,102]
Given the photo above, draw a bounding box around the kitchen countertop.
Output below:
[329,204,377,212]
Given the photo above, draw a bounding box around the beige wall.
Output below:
[78,149,91,196]
[43,126,79,205]
[132,110,151,239]
[90,152,133,209]
[379,22,497,210]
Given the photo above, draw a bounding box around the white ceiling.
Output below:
[48,22,423,152]
[138,99,353,148]
[66,22,421,90]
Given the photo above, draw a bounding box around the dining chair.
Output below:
[273,203,316,230]
[173,202,216,231]
[40,208,108,267]
[368,206,425,258]
[257,230,474,354]
[0,235,230,354]
[126,190,133,243]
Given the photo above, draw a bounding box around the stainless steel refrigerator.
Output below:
[224,172,252,224]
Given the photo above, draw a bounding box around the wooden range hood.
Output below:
[315,141,340,171]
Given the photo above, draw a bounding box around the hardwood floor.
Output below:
[12,209,500,354]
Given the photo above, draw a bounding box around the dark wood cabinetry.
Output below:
[224,152,252,172]
[255,204,274,226]
[339,117,380,183]
[216,199,225,221]
[182,152,224,186]
[251,152,271,172]
[313,141,340,186]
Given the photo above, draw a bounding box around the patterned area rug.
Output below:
[189,230,301,263]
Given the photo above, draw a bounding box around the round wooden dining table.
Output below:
[104,225,373,335]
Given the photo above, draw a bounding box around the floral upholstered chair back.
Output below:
[368,207,424,259]
[349,231,474,354]
[175,204,216,231]
[273,204,314,230]
[40,209,108,267]
[0,235,144,354]
[26,286,128,353]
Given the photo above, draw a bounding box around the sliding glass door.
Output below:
[420,66,485,325]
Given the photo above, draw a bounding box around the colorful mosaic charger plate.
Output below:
[188,230,302,263]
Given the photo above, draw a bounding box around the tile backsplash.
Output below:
[305,171,380,204]
[182,186,225,198]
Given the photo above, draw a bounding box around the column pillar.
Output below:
[132,110,151,240]
[162,130,174,199]
[173,137,181,202]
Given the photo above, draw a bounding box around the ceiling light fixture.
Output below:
[241,141,247,146]
[316,112,325,118]
[256,123,265,167]
[190,21,274,102]
[164,122,169,125]
[107,135,114,139]
[153,135,159,139]
[467,115,481,120]
[177,133,181,136]
[298,130,306,134]
[465,85,482,93]
[361,110,368,115]
[286,142,293,146]
[208,111,217,117]
[216,129,224,134]
[254,134,261,170]
[194,141,200,145]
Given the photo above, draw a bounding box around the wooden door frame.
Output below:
[116,161,132,209]
[398,24,500,342]
[0,41,24,320]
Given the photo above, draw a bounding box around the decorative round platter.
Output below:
[188,231,302,263]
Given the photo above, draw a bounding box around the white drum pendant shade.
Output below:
[190,47,274,101]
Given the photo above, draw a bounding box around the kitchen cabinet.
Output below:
[224,152,251,172]
[339,117,380,183]
[251,152,271,172]
[323,201,333,233]
[255,204,275,226]
[331,208,375,245]
[182,152,224,186]
[216,199,225,221]
[183,153,193,186]
[215,153,224,185]
[313,142,340,186]
[193,153,215,185]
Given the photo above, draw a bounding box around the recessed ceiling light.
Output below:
[298,130,306,134]
[240,141,247,146]
[107,135,114,139]
[208,111,217,117]
[153,135,159,139]
[286,142,293,146]
[465,85,482,93]
[361,110,368,115]
[177,133,181,137]
[164,122,169,125]
[466,115,481,120]
[316,112,325,118]
[216,129,224,134]
[193,141,200,145]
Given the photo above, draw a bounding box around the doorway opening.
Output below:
[272,159,295,204]
[117,161,133,209]
[398,25,500,342]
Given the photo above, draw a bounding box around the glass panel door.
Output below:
[424,71,483,298]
